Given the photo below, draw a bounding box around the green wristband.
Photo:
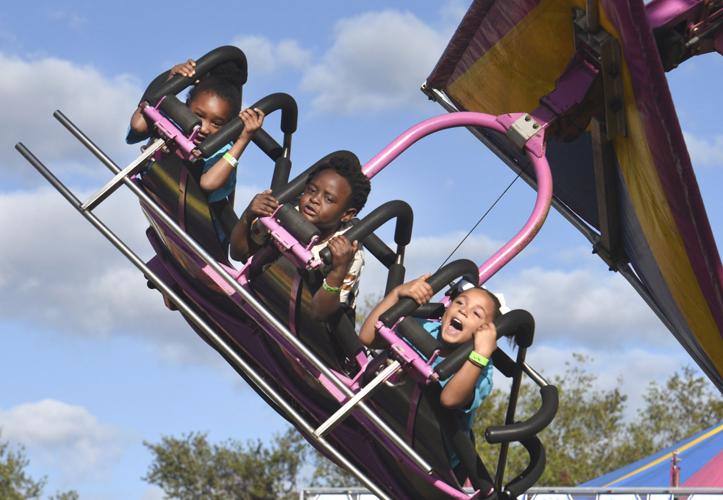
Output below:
[468,351,489,368]
[223,152,238,168]
[322,278,341,294]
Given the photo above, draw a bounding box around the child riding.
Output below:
[230,153,371,321]
[360,274,503,426]
[128,58,265,243]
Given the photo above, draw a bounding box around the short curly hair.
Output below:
[309,153,371,213]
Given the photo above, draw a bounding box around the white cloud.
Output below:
[232,35,311,75]
[0,187,222,366]
[357,231,502,300]
[683,130,723,167]
[356,231,668,350]
[518,345,694,418]
[300,10,448,113]
[495,266,668,347]
[0,52,141,185]
[44,9,88,29]
[0,399,124,480]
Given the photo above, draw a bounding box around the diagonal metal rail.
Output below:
[15,141,392,500]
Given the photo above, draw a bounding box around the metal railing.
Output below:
[299,486,723,500]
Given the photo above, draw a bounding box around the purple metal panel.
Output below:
[602,0,723,333]
[427,0,541,89]
[646,0,703,30]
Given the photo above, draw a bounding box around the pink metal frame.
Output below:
[141,101,199,159]
[147,109,552,500]
[362,112,553,286]
[257,211,322,269]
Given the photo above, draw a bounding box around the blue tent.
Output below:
[583,422,723,487]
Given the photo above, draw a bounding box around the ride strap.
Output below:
[405,383,423,446]
[288,272,303,335]
[177,167,188,231]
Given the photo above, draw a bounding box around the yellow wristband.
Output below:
[468,351,489,368]
[223,152,238,168]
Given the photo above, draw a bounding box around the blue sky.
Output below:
[0,1,721,498]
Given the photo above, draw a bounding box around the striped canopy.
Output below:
[425,0,723,390]
[583,422,723,487]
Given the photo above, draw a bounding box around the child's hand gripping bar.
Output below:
[142,45,248,106]
[197,92,298,158]
[378,259,479,327]
[318,200,414,266]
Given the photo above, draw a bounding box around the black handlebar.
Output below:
[318,200,413,265]
[505,436,546,497]
[485,385,558,444]
[143,46,247,106]
[158,95,200,135]
[379,259,478,327]
[198,92,298,157]
[275,204,320,247]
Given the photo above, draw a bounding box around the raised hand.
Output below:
[326,236,357,274]
[247,190,279,218]
[238,108,265,140]
[396,273,433,305]
[169,59,196,79]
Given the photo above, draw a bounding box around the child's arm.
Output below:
[310,236,361,321]
[129,59,197,141]
[229,190,279,261]
[439,321,496,409]
[359,274,433,348]
[199,108,265,193]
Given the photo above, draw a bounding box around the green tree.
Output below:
[49,492,80,500]
[472,358,723,486]
[0,432,78,500]
[309,453,360,488]
[144,427,308,500]
[144,357,722,493]
[0,435,45,500]
[621,365,723,461]
[473,354,629,485]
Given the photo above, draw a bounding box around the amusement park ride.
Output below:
[15,0,722,498]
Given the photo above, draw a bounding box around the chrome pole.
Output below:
[15,142,391,500]
[51,111,434,472]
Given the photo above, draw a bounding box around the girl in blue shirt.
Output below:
[360,274,501,427]
[128,58,264,224]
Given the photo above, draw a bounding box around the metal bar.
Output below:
[495,347,527,490]
[315,360,402,438]
[81,138,165,211]
[590,118,626,267]
[15,142,391,500]
[300,486,723,496]
[522,362,550,388]
[54,110,121,175]
[423,87,600,246]
[586,0,600,31]
[526,487,723,494]
[49,111,434,474]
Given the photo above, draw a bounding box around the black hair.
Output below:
[481,288,502,321]
[449,285,502,321]
[308,153,371,212]
[187,61,245,119]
